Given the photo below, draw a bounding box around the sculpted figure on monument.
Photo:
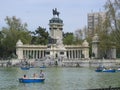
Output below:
[52,8,60,17]
[56,37,64,48]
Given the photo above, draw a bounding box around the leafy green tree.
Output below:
[0,31,4,58]
[0,16,31,59]
[63,32,74,45]
[104,0,120,58]
[31,26,49,45]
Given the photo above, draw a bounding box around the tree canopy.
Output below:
[63,32,74,45]
[0,16,31,59]
[30,26,49,45]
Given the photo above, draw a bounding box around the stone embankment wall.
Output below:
[62,59,120,67]
[0,59,120,67]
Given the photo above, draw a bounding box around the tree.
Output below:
[74,29,83,44]
[104,0,120,58]
[0,16,31,59]
[0,31,4,58]
[31,26,49,45]
[63,32,74,45]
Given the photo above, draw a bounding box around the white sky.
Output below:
[0,0,106,33]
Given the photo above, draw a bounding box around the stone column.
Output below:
[82,40,89,59]
[39,50,41,58]
[16,48,23,60]
[68,50,70,59]
[16,40,23,59]
[74,50,76,59]
[71,50,73,59]
[84,48,89,59]
[92,34,99,58]
[36,50,38,59]
[111,47,116,59]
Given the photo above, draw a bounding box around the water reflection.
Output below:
[0,67,120,90]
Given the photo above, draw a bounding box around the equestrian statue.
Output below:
[52,8,60,17]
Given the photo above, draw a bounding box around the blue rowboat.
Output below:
[40,66,46,68]
[102,69,116,72]
[95,69,103,72]
[116,68,120,72]
[20,67,30,70]
[19,78,45,83]
[95,66,105,72]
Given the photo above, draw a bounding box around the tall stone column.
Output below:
[16,40,23,59]
[111,47,116,59]
[82,40,89,59]
[92,34,99,59]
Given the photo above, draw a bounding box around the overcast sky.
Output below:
[0,0,106,33]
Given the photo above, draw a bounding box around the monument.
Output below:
[16,8,89,61]
[46,8,67,61]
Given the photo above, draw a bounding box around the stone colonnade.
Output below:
[23,49,46,59]
[65,44,89,59]
[66,50,82,59]
[16,40,89,60]
[17,48,89,60]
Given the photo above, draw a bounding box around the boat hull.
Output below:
[95,69,102,72]
[40,66,46,68]
[102,70,116,72]
[19,78,45,83]
[20,67,30,70]
[95,66,105,72]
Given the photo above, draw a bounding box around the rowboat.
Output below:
[95,69,103,72]
[102,69,116,72]
[19,78,45,83]
[40,66,46,68]
[20,66,30,70]
[20,67,30,70]
[95,66,116,72]
[95,66,105,72]
[116,67,120,72]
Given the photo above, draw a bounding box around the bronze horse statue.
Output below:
[52,8,60,17]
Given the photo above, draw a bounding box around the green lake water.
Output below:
[0,67,120,90]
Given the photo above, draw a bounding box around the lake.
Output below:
[0,67,120,90]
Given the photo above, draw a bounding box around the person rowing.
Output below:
[39,70,44,78]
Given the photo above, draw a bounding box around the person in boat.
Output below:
[109,68,112,70]
[23,74,28,79]
[117,67,120,70]
[39,70,44,78]
[102,68,106,71]
[33,73,38,78]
